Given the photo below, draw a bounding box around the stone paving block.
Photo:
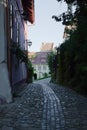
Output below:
[0,81,87,130]
[2,126,13,130]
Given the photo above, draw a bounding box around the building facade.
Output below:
[0,0,35,104]
[30,52,50,79]
[8,0,27,86]
[29,43,54,79]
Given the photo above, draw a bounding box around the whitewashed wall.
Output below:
[34,64,50,79]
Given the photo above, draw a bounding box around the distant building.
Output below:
[30,52,50,79]
[29,42,54,79]
[40,42,54,52]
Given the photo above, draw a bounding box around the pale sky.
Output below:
[27,0,67,52]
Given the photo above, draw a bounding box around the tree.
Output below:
[52,0,87,94]
[47,52,56,81]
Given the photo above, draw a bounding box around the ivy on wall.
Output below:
[11,44,33,70]
[11,43,34,83]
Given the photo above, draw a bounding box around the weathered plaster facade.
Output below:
[0,0,35,104]
[0,0,12,103]
[9,0,27,86]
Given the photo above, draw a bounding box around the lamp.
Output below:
[26,39,32,51]
[26,39,32,47]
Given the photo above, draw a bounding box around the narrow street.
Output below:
[0,78,87,130]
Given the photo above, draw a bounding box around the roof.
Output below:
[40,42,54,52]
[30,52,50,65]
[21,0,34,23]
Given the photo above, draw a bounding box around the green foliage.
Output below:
[58,25,87,93]
[11,44,33,70]
[53,0,87,26]
[53,0,87,95]
[47,52,57,82]
[11,44,34,83]
[47,51,55,73]
[43,73,48,78]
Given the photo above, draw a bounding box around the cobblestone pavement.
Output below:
[41,83,65,130]
[0,79,87,130]
[49,83,87,130]
[0,84,43,130]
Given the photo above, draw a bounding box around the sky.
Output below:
[27,0,67,52]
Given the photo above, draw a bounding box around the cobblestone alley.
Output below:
[0,78,87,130]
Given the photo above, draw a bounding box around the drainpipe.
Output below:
[0,0,12,103]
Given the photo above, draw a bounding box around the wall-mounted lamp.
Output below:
[26,39,32,47]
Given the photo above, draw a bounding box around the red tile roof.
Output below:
[21,0,35,23]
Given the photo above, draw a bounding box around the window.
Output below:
[9,5,13,39]
[38,65,41,70]
[16,22,20,44]
[41,58,45,62]
[43,65,46,70]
